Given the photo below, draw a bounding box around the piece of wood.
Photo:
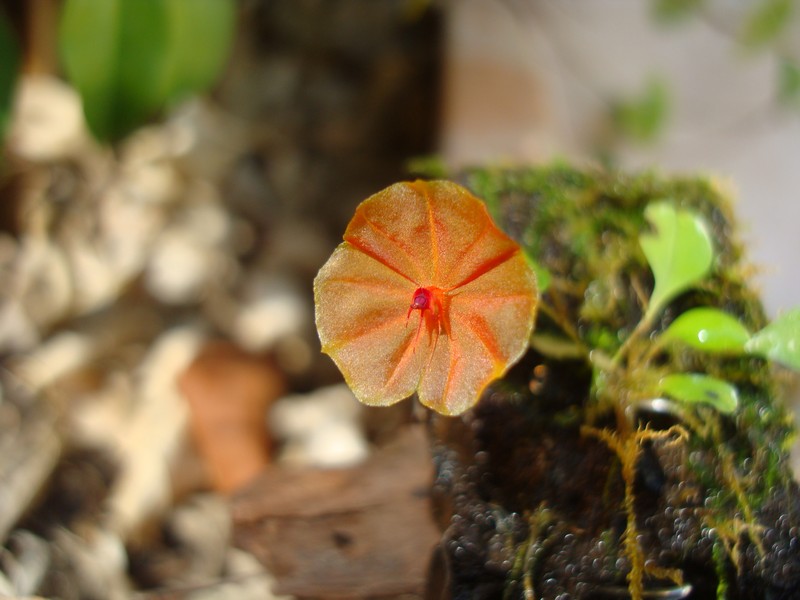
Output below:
[231,425,438,598]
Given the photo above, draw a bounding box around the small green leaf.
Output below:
[742,0,793,48]
[0,8,20,143]
[640,201,714,321]
[661,307,751,353]
[659,373,739,414]
[745,308,800,371]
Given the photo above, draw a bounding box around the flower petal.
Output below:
[418,181,521,291]
[315,179,539,416]
[344,182,436,285]
[418,252,537,415]
[314,243,429,405]
[344,180,521,290]
[416,326,491,416]
[450,251,538,365]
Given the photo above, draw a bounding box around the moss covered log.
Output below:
[426,164,800,600]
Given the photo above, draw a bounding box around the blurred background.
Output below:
[0,0,799,598]
[443,1,800,317]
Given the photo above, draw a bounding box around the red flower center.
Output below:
[410,287,431,312]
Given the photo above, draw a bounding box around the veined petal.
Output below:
[416,316,499,416]
[418,252,537,415]
[314,243,430,405]
[418,181,521,291]
[449,251,538,366]
[332,314,430,406]
[344,183,437,285]
[315,244,412,345]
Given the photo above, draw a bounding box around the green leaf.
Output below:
[661,307,751,353]
[612,77,670,143]
[0,8,20,143]
[160,0,236,104]
[745,308,800,371]
[59,0,170,140]
[659,373,739,414]
[640,201,714,321]
[742,0,793,48]
[59,0,235,142]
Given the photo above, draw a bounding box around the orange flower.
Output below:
[314,180,538,416]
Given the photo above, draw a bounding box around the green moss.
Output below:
[464,163,791,444]
[453,163,799,597]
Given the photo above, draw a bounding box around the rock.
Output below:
[108,327,204,537]
[270,383,368,468]
[9,76,92,162]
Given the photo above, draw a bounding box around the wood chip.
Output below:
[232,425,439,598]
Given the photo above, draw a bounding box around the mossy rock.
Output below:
[425,164,800,600]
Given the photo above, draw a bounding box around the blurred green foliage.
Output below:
[653,0,795,46]
[0,8,20,145]
[638,0,799,148]
[612,77,670,144]
[742,0,793,48]
[651,0,705,23]
[59,0,236,141]
[779,58,800,105]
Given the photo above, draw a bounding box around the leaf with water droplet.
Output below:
[640,201,714,321]
[661,307,751,354]
[659,373,739,414]
[745,308,800,371]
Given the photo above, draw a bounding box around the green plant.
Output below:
[612,77,670,145]
[0,0,235,146]
[59,0,236,141]
[570,199,800,597]
[466,165,800,599]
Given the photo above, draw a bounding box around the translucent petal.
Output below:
[450,252,538,366]
[418,252,537,415]
[315,180,539,416]
[314,243,428,405]
[423,181,522,290]
[344,183,436,285]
